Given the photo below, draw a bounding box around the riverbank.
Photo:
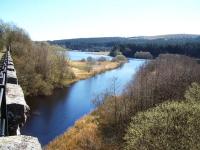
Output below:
[45,114,103,150]
[21,58,144,146]
[45,54,200,150]
[64,60,125,85]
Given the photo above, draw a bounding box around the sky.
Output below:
[0,0,200,41]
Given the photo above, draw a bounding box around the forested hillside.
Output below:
[49,34,200,58]
[48,37,126,51]
[111,40,200,58]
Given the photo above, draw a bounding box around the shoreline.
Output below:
[26,60,126,148]
[63,60,125,86]
[25,60,126,98]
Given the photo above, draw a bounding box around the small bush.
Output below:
[80,58,86,62]
[185,82,200,102]
[109,49,122,57]
[134,51,153,59]
[98,56,107,62]
[112,55,127,62]
[87,56,95,63]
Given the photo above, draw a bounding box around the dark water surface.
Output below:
[21,52,145,146]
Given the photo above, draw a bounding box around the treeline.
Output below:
[110,41,200,58]
[0,20,74,96]
[47,54,200,150]
[48,37,127,51]
[49,35,200,58]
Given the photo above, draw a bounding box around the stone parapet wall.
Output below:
[0,51,42,149]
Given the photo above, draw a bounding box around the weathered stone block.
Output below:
[6,84,29,135]
[6,71,18,84]
[7,65,15,71]
[0,135,42,150]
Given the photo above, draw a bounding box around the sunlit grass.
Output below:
[63,60,123,85]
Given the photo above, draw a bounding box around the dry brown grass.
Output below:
[63,61,123,85]
[45,115,103,150]
[45,114,120,150]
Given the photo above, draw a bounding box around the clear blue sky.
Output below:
[0,0,200,41]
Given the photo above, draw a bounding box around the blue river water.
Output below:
[21,51,145,146]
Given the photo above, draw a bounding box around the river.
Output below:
[21,51,145,146]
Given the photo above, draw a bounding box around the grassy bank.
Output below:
[64,60,124,85]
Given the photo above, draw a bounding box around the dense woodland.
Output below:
[0,20,74,96]
[50,35,200,58]
[47,54,200,150]
[110,41,200,58]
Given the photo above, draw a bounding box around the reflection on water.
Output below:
[21,52,145,146]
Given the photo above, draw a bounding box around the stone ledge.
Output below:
[7,71,18,84]
[6,84,27,107]
[7,65,15,71]
[6,83,30,135]
[0,135,41,150]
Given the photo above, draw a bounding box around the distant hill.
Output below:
[129,34,200,40]
[48,37,129,51]
[48,34,200,58]
[48,34,200,51]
